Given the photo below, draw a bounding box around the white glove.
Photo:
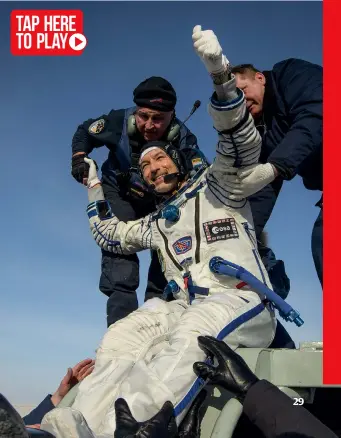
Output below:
[90,216,121,254]
[192,25,229,75]
[225,163,277,199]
[84,157,101,189]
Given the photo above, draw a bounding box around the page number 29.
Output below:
[293,397,304,405]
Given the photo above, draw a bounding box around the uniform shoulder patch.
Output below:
[173,236,192,255]
[89,119,105,134]
[192,157,203,169]
[203,218,239,244]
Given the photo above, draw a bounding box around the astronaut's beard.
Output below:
[148,173,180,197]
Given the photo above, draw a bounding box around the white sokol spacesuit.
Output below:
[41,75,277,438]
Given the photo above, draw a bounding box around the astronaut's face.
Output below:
[135,108,174,142]
[234,72,266,120]
[140,148,179,194]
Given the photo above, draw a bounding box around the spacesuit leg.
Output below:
[98,290,276,435]
[40,298,187,438]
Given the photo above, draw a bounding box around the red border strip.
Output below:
[323,0,341,384]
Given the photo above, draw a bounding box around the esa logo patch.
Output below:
[89,119,105,134]
[203,218,239,244]
[173,236,192,255]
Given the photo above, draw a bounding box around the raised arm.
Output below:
[85,158,154,255]
[192,25,263,206]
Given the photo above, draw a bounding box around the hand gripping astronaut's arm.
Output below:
[84,158,154,255]
[192,26,268,204]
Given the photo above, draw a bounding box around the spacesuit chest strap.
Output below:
[184,273,209,304]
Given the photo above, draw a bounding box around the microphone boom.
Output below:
[181,100,201,125]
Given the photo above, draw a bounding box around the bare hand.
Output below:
[51,358,95,406]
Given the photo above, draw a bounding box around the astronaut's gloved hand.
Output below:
[226,163,277,199]
[193,336,259,403]
[71,153,90,185]
[192,25,229,76]
[83,157,101,189]
[114,398,178,438]
[178,390,207,438]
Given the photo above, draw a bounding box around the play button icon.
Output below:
[69,33,87,51]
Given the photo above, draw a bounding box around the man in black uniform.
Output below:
[71,76,204,326]
[227,60,322,290]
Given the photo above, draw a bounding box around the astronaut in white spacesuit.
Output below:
[41,26,277,438]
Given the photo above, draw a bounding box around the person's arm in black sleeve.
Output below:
[248,178,283,237]
[71,109,122,184]
[71,111,116,156]
[244,379,337,438]
[193,336,337,438]
[268,58,322,180]
[22,395,55,425]
[71,115,107,184]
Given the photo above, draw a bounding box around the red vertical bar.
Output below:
[323,0,341,384]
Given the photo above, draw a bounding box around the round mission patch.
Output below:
[89,119,105,134]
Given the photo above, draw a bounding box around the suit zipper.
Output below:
[194,193,201,263]
[156,220,183,272]
[243,222,257,248]
[243,222,268,286]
